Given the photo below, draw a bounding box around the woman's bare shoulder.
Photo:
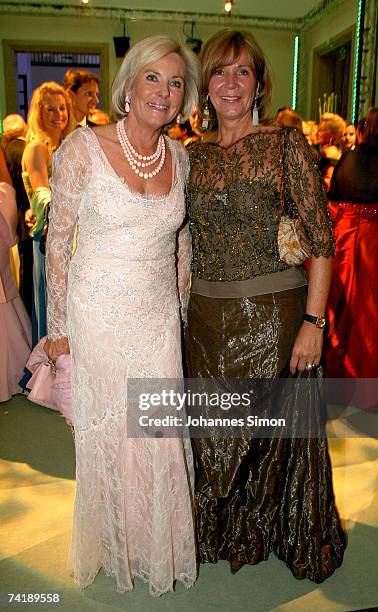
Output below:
[22,140,49,167]
[24,140,48,156]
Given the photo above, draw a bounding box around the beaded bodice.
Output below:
[187,126,334,281]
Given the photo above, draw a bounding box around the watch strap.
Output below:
[303,313,326,328]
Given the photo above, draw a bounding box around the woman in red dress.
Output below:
[326,107,378,408]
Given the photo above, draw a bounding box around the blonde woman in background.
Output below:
[317,112,345,190]
[302,120,318,145]
[22,81,74,344]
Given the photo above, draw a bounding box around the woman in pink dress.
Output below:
[0,182,32,402]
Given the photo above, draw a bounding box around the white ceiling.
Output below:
[7,0,322,20]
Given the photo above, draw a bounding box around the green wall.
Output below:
[0,13,294,119]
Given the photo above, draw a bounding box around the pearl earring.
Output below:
[176,113,182,125]
[125,95,131,114]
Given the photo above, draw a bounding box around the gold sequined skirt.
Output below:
[185,286,346,582]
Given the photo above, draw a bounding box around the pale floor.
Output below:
[0,396,377,612]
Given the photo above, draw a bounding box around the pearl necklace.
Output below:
[117,119,166,180]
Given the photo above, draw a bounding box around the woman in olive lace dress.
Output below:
[185,29,345,583]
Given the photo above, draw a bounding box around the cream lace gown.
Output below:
[46,127,196,596]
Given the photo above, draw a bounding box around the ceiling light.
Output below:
[225,1,235,14]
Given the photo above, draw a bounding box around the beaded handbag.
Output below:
[278,133,311,265]
[278,216,311,265]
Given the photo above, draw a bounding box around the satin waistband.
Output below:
[191,268,308,298]
[336,202,378,217]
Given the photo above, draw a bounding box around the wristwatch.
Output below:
[303,313,326,329]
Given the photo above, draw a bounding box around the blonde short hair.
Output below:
[199,29,273,131]
[2,114,26,142]
[320,113,346,145]
[112,35,200,122]
[26,82,75,156]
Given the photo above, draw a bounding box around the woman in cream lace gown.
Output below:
[44,36,199,596]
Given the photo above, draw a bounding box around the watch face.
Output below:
[316,317,326,328]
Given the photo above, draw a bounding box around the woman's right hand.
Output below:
[25,208,36,229]
[44,336,70,361]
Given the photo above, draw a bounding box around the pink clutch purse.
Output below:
[26,336,73,425]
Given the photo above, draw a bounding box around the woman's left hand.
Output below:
[289,321,324,375]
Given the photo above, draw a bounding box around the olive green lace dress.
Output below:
[185,126,345,582]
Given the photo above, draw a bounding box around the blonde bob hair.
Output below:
[112,35,200,122]
[319,113,346,145]
[199,29,272,131]
[26,81,75,157]
[2,114,26,143]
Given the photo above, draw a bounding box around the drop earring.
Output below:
[202,94,210,130]
[176,113,182,125]
[252,83,260,126]
[125,95,131,114]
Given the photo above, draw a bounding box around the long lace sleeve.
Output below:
[46,130,89,340]
[174,140,192,322]
[176,220,192,323]
[283,128,335,257]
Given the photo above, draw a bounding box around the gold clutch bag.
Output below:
[278,132,311,266]
[278,215,311,265]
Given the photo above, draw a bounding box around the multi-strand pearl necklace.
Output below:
[117,119,166,180]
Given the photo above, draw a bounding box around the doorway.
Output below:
[16,51,101,119]
[3,41,109,116]
[318,42,351,119]
[311,30,354,121]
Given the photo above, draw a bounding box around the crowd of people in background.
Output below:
[170,103,378,398]
[0,66,377,405]
[0,69,110,401]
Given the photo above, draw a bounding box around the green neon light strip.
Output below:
[292,35,299,110]
[352,0,364,123]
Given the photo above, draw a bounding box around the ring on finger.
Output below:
[306,361,315,371]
